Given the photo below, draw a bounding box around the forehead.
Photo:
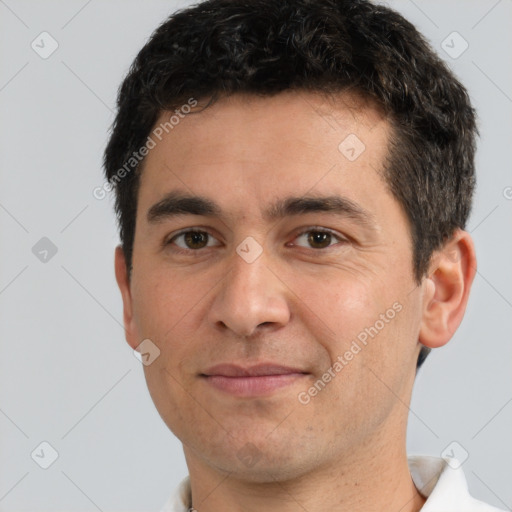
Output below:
[136,90,393,223]
[148,90,388,157]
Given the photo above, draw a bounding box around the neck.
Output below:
[184,432,426,512]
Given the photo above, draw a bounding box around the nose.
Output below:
[207,246,291,338]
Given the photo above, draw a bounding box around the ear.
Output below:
[418,229,477,349]
[114,245,139,350]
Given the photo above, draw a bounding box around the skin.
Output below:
[115,90,476,512]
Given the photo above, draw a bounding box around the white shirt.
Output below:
[160,455,506,512]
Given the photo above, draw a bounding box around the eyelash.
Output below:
[164,226,348,255]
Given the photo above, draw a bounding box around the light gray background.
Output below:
[0,1,510,510]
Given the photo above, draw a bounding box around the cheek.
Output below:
[293,267,418,396]
[292,270,389,352]
[131,265,201,339]
[142,363,198,441]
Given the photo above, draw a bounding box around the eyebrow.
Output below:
[146,190,376,227]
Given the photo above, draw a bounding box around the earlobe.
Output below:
[114,245,139,350]
[418,230,477,349]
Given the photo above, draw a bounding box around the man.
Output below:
[104,0,504,510]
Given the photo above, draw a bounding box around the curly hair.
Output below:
[103,0,478,369]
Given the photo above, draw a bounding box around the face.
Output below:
[117,91,430,481]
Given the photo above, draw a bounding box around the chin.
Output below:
[212,456,310,484]
[198,436,324,484]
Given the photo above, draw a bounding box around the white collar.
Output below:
[160,455,504,511]
[408,455,504,511]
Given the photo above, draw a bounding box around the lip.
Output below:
[200,363,309,397]
[203,363,307,377]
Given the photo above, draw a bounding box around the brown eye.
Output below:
[292,228,346,250]
[167,230,220,252]
[307,231,332,249]
[183,231,209,249]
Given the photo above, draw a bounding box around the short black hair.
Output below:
[104,0,478,370]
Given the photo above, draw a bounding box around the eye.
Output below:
[166,229,221,252]
[290,227,348,250]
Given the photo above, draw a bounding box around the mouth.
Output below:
[200,363,309,397]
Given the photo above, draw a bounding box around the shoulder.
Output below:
[159,475,191,512]
[408,455,507,512]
